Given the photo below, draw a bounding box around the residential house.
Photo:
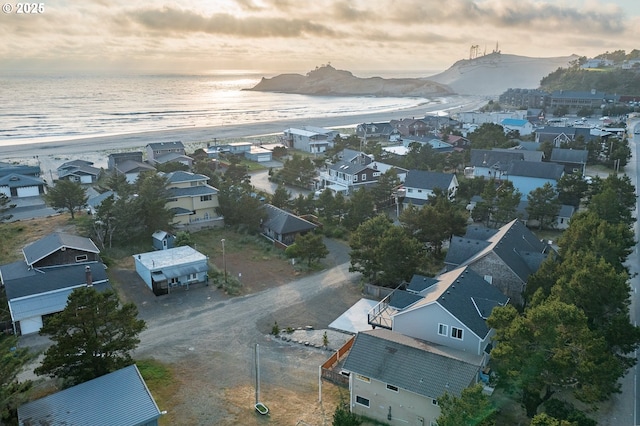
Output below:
[153,151,194,168]
[86,189,117,215]
[515,200,575,230]
[115,160,156,184]
[0,232,107,334]
[402,170,458,206]
[500,118,534,136]
[368,267,509,357]
[445,219,552,305]
[534,126,596,147]
[18,364,162,426]
[506,160,564,200]
[261,204,317,248]
[283,126,338,153]
[465,149,525,180]
[0,161,41,178]
[0,173,46,198]
[457,110,527,125]
[492,147,544,162]
[550,148,588,175]
[56,159,101,184]
[133,246,209,295]
[108,151,144,170]
[319,161,381,195]
[152,230,176,251]
[400,136,454,153]
[342,328,483,426]
[390,118,429,137]
[356,122,401,142]
[146,141,186,164]
[246,146,273,163]
[445,134,471,151]
[164,171,222,226]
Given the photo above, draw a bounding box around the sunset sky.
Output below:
[2,0,640,75]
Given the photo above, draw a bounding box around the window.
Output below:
[188,273,197,281]
[451,327,463,340]
[200,195,212,202]
[373,172,380,177]
[407,188,413,193]
[361,173,366,180]
[356,396,370,407]
[353,175,358,182]
[355,374,370,383]
[432,399,438,406]
[75,254,88,262]
[386,384,398,392]
[438,323,448,336]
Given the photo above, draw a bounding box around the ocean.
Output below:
[0,72,433,146]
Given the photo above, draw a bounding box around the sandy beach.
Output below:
[0,94,487,177]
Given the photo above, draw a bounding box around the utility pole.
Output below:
[221,238,227,283]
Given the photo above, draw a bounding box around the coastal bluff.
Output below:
[249,53,579,97]
[247,64,453,97]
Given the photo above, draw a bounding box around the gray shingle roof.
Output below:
[407,267,508,339]
[404,170,455,191]
[328,160,369,175]
[406,274,438,293]
[5,262,108,300]
[342,329,480,398]
[388,290,423,309]
[262,204,317,235]
[165,170,207,183]
[469,149,524,169]
[550,148,588,164]
[507,160,564,180]
[22,233,99,266]
[444,237,491,267]
[18,364,161,426]
[0,173,44,188]
[115,160,156,174]
[169,185,218,197]
[147,141,184,150]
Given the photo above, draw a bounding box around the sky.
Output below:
[1,0,640,76]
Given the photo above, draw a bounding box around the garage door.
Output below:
[20,316,43,335]
[17,186,40,197]
[257,155,271,162]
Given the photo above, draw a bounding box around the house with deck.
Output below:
[444,220,552,305]
[283,126,339,153]
[164,171,222,226]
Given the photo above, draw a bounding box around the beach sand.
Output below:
[0,94,487,177]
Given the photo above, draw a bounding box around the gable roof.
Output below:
[116,160,156,174]
[445,237,492,267]
[328,160,370,176]
[262,204,317,235]
[0,162,41,178]
[458,219,549,283]
[501,118,529,127]
[5,263,110,322]
[404,170,455,191]
[22,233,100,267]
[550,148,589,164]
[146,141,184,150]
[164,170,207,184]
[469,149,524,170]
[154,152,193,164]
[0,173,44,188]
[507,160,564,180]
[406,274,438,293]
[402,267,508,339]
[18,364,161,426]
[343,329,480,398]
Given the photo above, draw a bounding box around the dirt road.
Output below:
[130,261,363,425]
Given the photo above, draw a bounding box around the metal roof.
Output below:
[18,364,162,426]
[22,233,100,267]
[342,329,481,399]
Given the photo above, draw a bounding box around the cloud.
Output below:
[122,6,340,38]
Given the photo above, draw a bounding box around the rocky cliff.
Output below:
[247,64,454,97]
[249,53,580,97]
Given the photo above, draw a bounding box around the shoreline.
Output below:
[0,95,486,174]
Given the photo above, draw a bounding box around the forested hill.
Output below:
[539,68,640,95]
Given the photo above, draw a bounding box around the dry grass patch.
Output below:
[0,215,76,263]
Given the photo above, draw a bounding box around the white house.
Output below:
[133,246,209,296]
[402,170,458,206]
[283,126,339,153]
[500,118,534,136]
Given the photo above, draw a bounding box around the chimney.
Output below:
[85,265,93,287]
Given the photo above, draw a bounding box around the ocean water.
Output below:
[0,72,430,145]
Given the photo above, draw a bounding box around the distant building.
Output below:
[498,88,548,109]
[146,141,186,164]
[108,152,144,170]
[283,126,339,153]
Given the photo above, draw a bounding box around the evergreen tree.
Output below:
[44,179,88,219]
[0,193,16,222]
[35,287,146,388]
[0,335,32,424]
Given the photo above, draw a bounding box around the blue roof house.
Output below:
[500,118,534,136]
[18,364,162,426]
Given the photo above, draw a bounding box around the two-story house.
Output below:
[445,219,552,305]
[164,171,222,226]
[0,233,109,335]
[56,159,102,184]
[283,126,339,153]
[146,141,186,165]
[402,169,458,206]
